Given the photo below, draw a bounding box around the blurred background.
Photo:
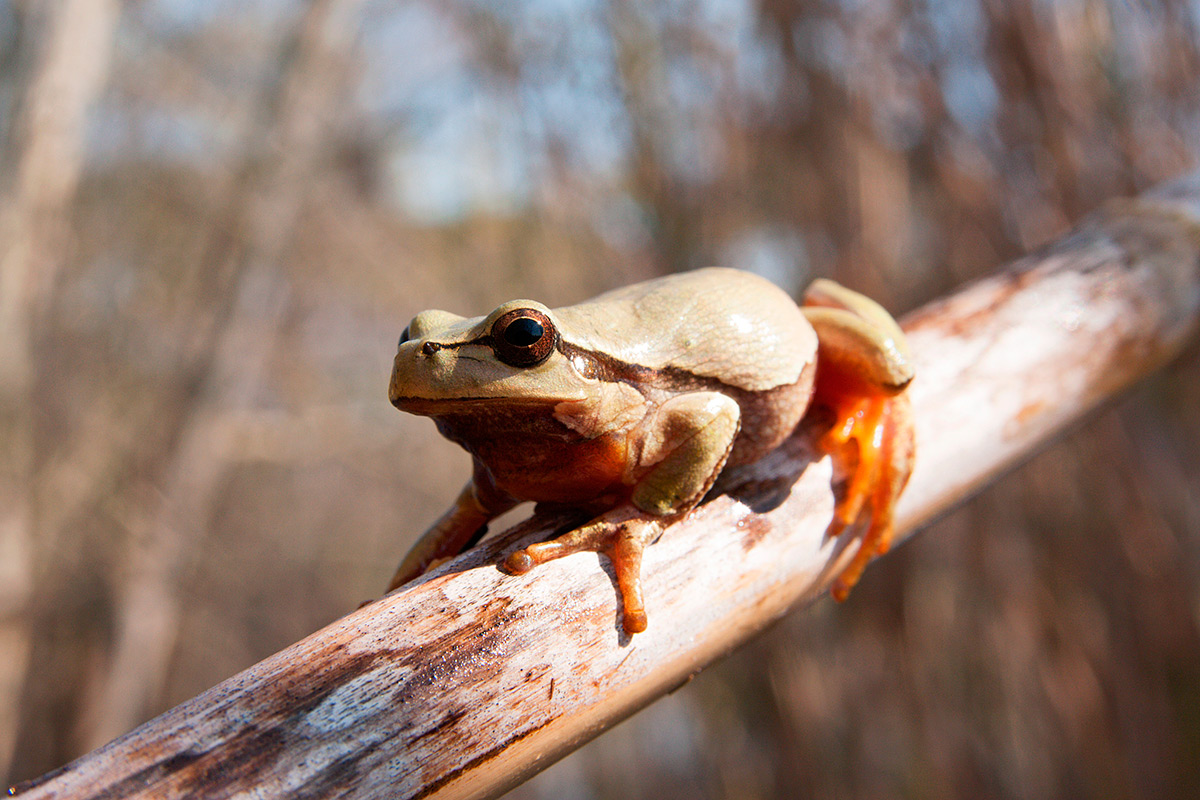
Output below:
[1,0,1199,796]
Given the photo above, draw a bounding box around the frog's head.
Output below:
[389,300,592,414]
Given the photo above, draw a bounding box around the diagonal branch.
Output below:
[10,174,1200,800]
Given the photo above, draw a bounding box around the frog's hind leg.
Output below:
[802,280,916,600]
[802,279,913,394]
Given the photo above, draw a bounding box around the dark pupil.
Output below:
[504,317,544,347]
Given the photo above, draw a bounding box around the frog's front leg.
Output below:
[802,279,915,601]
[387,469,517,592]
[504,392,741,633]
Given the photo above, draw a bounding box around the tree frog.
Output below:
[387,268,914,633]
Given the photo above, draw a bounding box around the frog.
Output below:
[386,267,914,634]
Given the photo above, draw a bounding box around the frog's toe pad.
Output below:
[503,550,537,574]
[623,607,648,634]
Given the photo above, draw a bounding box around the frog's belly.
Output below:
[434,413,632,504]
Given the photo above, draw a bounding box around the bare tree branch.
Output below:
[9,174,1200,800]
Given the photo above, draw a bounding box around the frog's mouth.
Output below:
[389,395,561,415]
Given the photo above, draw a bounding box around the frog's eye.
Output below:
[491,308,557,367]
[398,326,411,349]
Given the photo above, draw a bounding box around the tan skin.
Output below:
[387,268,914,634]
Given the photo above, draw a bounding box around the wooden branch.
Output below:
[11,175,1200,800]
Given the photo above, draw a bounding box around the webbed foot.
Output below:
[504,507,663,634]
[820,391,914,601]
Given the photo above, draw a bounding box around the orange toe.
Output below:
[819,392,913,600]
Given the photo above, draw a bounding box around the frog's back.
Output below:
[554,267,816,393]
